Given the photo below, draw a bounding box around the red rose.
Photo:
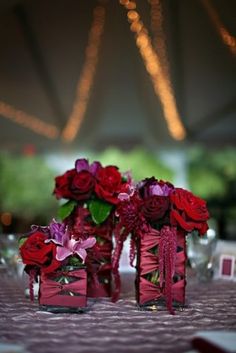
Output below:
[143,195,169,221]
[53,169,76,200]
[95,166,122,204]
[20,232,61,273]
[70,170,95,201]
[170,188,209,235]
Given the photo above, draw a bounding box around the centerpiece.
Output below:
[112,177,210,314]
[19,219,96,313]
[53,158,132,297]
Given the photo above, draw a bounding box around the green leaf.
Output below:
[88,199,113,224]
[68,256,83,266]
[57,200,77,220]
[18,237,28,248]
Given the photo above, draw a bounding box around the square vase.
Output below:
[135,227,186,312]
[39,265,87,313]
[86,222,113,297]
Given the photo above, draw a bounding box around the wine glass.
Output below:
[0,233,20,277]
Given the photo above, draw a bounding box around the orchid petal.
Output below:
[118,193,130,201]
[75,248,87,263]
[75,158,89,173]
[31,224,49,234]
[79,237,96,249]
[61,227,70,247]
[48,219,66,245]
[56,246,72,261]
[45,238,62,246]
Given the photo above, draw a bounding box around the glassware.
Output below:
[38,265,87,313]
[0,234,19,277]
[135,227,187,313]
[187,229,217,282]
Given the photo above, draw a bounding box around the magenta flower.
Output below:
[75,158,101,176]
[56,235,96,263]
[138,177,174,198]
[45,219,67,245]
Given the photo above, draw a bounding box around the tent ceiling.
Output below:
[0,0,235,153]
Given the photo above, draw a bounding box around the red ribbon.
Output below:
[138,226,186,314]
[40,270,86,299]
[139,277,162,304]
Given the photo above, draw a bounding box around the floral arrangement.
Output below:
[18,155,210,315]
[19,219,96,305]
[53,158,131,224]
[53,158,132,297]
[18,217,96,312]
[112,177,210,313]
[137,177,209,234]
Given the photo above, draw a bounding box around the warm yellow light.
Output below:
[136,34,149,48]
[201,0,236,56]
[1,212,12,226]
[119,0,130,5]
[0,101,59,139]
[62,5,105,142]
[126,2,136,10]
[120,0,186,141]
[127,10,139,22]
[130,21,143,32]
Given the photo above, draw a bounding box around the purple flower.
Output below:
[75,158,101,176]
[149,183,172,197]
[138,177,174,198]
[45,219,67,245]
[56,235,96,263]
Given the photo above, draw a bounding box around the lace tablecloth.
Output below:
[0,273,236,353]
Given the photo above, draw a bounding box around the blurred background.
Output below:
[0,0,235,241]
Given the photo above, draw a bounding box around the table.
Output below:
[0,273,236,353]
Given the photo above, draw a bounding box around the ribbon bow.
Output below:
[40,270,86,299]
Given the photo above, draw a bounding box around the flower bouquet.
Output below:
[113,177,210,314]
[53,158,132,298]
[19,219,96,313]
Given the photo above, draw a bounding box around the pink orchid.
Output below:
[56,235,96,263]
[118,185,135,202]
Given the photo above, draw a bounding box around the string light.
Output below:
[0,101,59,139]
[149,0,169,78]
[62,5,106,142]
[120,0,186,141]
[201,0,236,56]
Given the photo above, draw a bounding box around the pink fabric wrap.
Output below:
[137,226,186,314]
[39,269,87,308]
